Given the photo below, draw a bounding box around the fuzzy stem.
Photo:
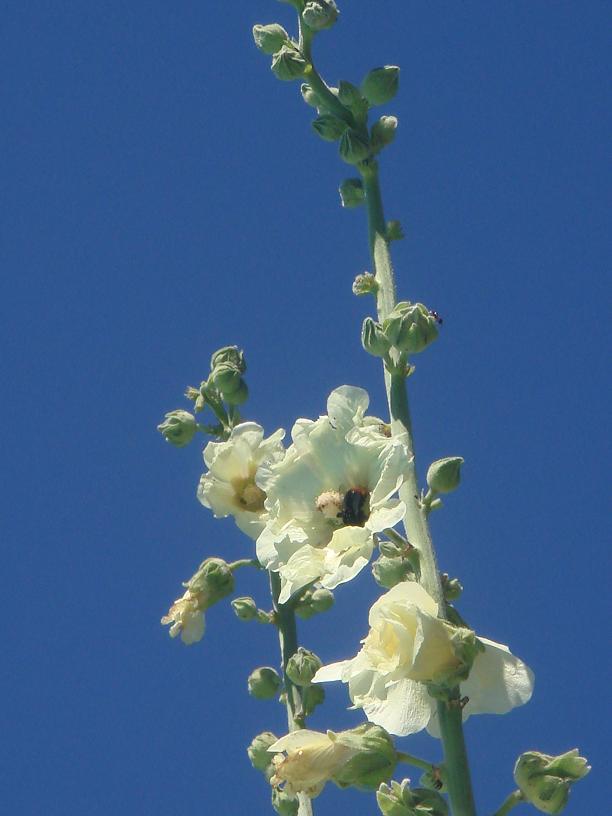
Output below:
[269,571,313,816]
[360,159,477,816]
[397,751,440,774]
[491,790,524,816]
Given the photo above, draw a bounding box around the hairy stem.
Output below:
[269,572,313,816]
[360,159,477,816]
[491,790,524,816]
[397,751,440,774]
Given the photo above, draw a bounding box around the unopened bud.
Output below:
[271,788,299,816]
[253,23,290,54]
[514,750,590,814]
[231,596,259,622]
[301,684,325,716]
[361,65,400,106]
[210,345,246,374]
[286,648,323,686]
[248,731,279,771]
[157,410,197,447]
[377,779,448,816]
[272,46,310,81]
[340,178,366,209]
[427,457,464,494]
[386,220,405,241]
[362,317,391,357]
[211,362,243,395]
[186,557,235,606]
[300,83,321,108]
[332,724,398,790]
[371,115,398,152]
[294,587,334,619]
[382,301,439,354]
[372,555,415,589]
[339,129,370,165]
[441,573,463,602]
[302,0,339,31]
[312,113,348,142]
[248,667,282,700]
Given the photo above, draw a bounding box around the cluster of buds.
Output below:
[373,531,421,589]
[294,586,334,619]
[514,749,590,814]
[377,778,448,816]
[362,301,441,360]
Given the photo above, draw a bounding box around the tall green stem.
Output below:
[360,159,477,816]
[269,572,313,816]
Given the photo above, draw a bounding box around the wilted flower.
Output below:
[256,386,410,602]
[269,730,358,798]
[313,582,534,736]
[160,589,205,645]
[198,422,285,539]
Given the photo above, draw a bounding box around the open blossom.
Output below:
[256,386,410,602]
[197,422,285,540]
[268,730,358,798]
[160,589,205,645]
[313,582,534,736]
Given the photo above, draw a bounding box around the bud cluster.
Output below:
[361,301,441,361]
[377,778,448,816]
[209,345,248,406]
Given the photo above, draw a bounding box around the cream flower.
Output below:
[313,582,534,737]
[160,589,205,645]
[197,422,285,540]
[269,730,357,799]
[256,386,410,602]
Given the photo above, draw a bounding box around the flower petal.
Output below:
[363,677,435,736]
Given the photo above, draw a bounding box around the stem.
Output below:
[360,159,477,816]
[299,22,355,127]
[269,571,314,816]
[491,791,524,816]
[228,558,261,571]
[397,751,439,774]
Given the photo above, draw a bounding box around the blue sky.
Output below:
[2,2,610,814]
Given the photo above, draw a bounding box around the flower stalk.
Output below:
[360,160,477,816]
[491,790,524,816]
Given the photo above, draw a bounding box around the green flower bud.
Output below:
[310,587,334,613]
[210,345,246,374]
[248,667,282,700]
[247,731,279,771]
[340,178,366,209]
[382,301,439,354]
[271,787,299,816]
[157,410,197,447]
[386,220,405,241]
[441,573,463,602]
[224,380,249,406]
[361,65,400,106]
[514,750,590,815]
[271,46,310,81]
[286,647,323,686]
[338,80,362,108]
[339,128,371,165]
[231,596,259,622]
[332,724,398,790]
[377,779,448,816]
[294,587,334,619]
[211,362,243,395]
[301,683,325,716]
[312,113,348,142]
[362,317,391,357]
[371,115,398,151]
[302,0,339,31]
[372,555,415,589]
[426,457,464,494]
[352,271,377,294]
[253,23,290,54]
[300,83,321,108]
[186,557,235,606]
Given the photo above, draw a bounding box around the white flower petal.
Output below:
[461,637,534,718]
[363,678,435,737]
[326,385,369,434]
[312,661,351,683]
[367,499,405,532]
[269,730,331,753]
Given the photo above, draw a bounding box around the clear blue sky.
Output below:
[3,2,610,814]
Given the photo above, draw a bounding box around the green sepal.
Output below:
[302,0,339,31]
[157,409,197,447]
[247,667,282,700]
[372,554,415,589]
[247,731,279,772]
[362,316,391,357]
[332,724,398,790]
[312,112,348,141]
[340,178,366,208]
[339,129,371,165]
[377,779,448,816]
[271,787,299,816]
[361,65,400,106]
[186,557,235,606]
[271,45,310,81]
[285,647,323,686]
[210,345,246,374]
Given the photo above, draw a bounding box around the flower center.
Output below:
[232,477,266,512]
[315,490,344,520]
